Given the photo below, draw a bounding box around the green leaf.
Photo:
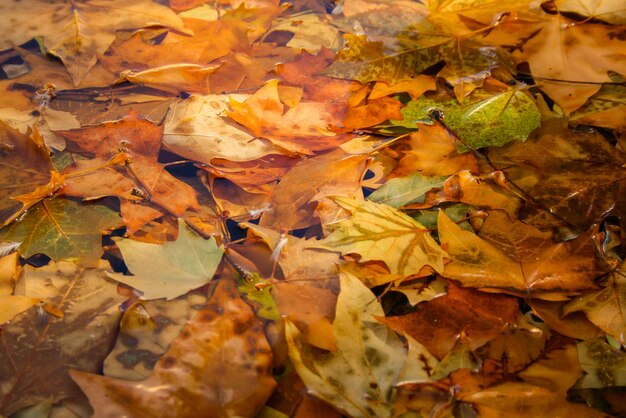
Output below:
[285,269,437,418]
[393,90,541,150]
[0,198,122,266]
[576,338,626,389]
[368,173,447,208]
[237,273,280,321]
[312,197,447,277]
[109,219,224,300]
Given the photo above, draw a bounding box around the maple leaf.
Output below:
[58,111,199,227]
[286,269,438,418]
[163,95,281,163]
[227,79,352,154]
[0,0,188,85]
[380,283,519,359]
[0,262,125,416]
[0,252,40,324]
[0,121,57,226]
[71,276,276,418]
[555,0,626,24]
[312,196,448,277]
[0,198,122,266]
[392,89,541,150]
[489,123,626,229]
[109,219,224,300]
[437,210,604,296]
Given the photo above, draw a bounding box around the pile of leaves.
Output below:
[0,0,625,416]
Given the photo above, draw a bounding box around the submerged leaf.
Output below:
[0,198,122,266]
[576,338,626,389]
[368,173,447,208]
[0,262,125,416]
[109,219,224,300]
[71,276,276,418]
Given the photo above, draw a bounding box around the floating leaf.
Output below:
[313,197,448,277]
[570,81,626,130]
[0,262,125,416]
[237,273,280,321]
[576,338,626,389]
[109,219,224,300]
[393,90,541,150]
[0,198,122,266]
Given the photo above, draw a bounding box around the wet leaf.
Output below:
[0,262,125,416]
[570,81,626,130]
[286,269,436,418]
[0,0,187,85]
[108,219,224,300]
[563,263,626,345]
[576,338,626,389]
[313,196,448,277]
[163,95,281,163]
[368,173,447,208]
[0,198,122,266]
[0,252,39,324]
[393,89,541,150]
[438,210,603,295]
[71,275,276,418]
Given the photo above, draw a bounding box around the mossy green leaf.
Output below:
[0,198,122,266]
[109,219,224,300]
[393,90,541,150]
[237,273,280,321]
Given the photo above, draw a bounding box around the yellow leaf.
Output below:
[312,197,447,277]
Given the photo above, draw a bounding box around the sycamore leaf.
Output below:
[71,276,276,418]
[0,262,125,416]
[285,269,437,418]
[576,338,626,389]
[367,173,447,208]
[103,294,208,381]
[0,0,187,85]
[58,111,199,224]
[381,284,519,359]
[227,79,351,154]
[438,210,603,296]
[312,197,447,277]
[563,263,626,345]
[163,95,281,164]
[109,219,224,300]
[0,198,122,266]
[393,90,541,150]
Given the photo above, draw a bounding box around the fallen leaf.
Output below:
[381,283,518,359]
[162,95,281,163]
[312,196,447,277]
[0,252,40,324]
[576,338,626,389]
[286,269,437,417]
[71,275,276,418]
[0,198,122,266]
[367,172,447,208]
[555,0,626,24]
[109,219,224,300]
[0,261,125,416]
[0,0,188,85]
[563,262,626,345]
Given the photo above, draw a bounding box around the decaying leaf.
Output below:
[286,269,438,417]
[108,219,224,300]
[71,275,276,418]
[0,262,125,416]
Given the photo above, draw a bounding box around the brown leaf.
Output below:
[71,275,276,418]
[380,284,519,359]
[0,262,125,416]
